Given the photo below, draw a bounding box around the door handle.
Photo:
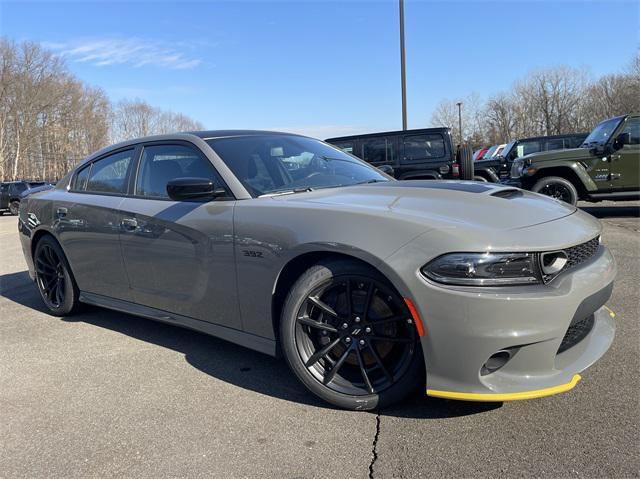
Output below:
[121,218,138,231]
[610,154,621,161]
[610,173,621,180]
[56,207,67,218]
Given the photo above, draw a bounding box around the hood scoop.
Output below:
[490,188,523,199]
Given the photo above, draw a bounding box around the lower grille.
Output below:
[557,314,595,354]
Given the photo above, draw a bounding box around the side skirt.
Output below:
[79,291,277,356]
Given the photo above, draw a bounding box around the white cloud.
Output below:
[47,37,202,70]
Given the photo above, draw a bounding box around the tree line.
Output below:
[431,53,639,148]
[0,38,203,182]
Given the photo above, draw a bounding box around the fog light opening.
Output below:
[481,350,512,376]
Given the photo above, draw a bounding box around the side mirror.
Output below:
[613,132,631,150]
[166,177,226,201]
[377,164,395,176]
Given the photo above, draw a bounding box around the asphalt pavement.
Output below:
[0,201,638,478]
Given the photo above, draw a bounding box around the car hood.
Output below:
[523,147,590,163]
[272,180,577,231]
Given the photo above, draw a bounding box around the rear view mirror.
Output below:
[613,132,631,150]
[166,177,226,201]
[377,164,395,176]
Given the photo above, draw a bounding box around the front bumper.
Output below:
[387,243,616,401]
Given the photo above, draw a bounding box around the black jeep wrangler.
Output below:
[326,127,477,181]
[473,132,588,182]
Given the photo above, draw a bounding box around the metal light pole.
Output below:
[456,102,463,144]
[399,0,407,130]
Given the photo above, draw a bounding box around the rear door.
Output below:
[361,136,397,170]
[57,148,136,301]
[0,183,8,208]
[610,116,640,191]
[118,142,240,328]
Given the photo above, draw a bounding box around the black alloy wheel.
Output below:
[9,201,19,215]
[532,176,578,205]
[34,236,80,316]
[281,260,423,410]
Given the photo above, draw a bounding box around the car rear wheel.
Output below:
[280,259,424,410]
[34,235,81,316]
[532,176,578,205]
[9,201,19,215]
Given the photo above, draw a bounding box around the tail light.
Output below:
[452,162,460,177]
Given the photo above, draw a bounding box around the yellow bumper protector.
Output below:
[427,374,581,402]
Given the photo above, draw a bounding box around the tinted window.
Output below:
[621,117,640,145]
[564,136,586,148]
[403,134,445,161]
[86,150,132,194]
[331,141,354,155]
[362,138,394,163]
[14,183,28,193]
[73,164,91,191]
[206,135,387,197]
[136,144,216,199]
[516,140,541,158]
[545,139,564,151]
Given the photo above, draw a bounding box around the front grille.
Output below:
[542,237,600,283]
[557,314,595,354]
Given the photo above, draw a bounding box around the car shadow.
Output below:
[0,270,501,419]
[580,204,640,218]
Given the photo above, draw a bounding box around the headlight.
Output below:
[510,159,525,178]
[421,252,540,286]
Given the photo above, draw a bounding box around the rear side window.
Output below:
[73,165,91,191]
[403,134,445,161]
[362,138,395,163]
[136,144,217,199]
[86,150,133,194]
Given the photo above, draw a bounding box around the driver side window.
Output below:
[136,144,219,199]
[621,117,640,146]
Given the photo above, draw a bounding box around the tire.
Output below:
[458,144,474,180]
[531,176,579,205]
[9,201,19,216]
[280,259,424,410]
[33,235,81,316]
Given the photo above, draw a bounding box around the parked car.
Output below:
[509,114,640,205]
[0,181,49,215]
[326,127,476,181]
[474,133,588,182]
[18,130,616,410]
[473,147,489,161]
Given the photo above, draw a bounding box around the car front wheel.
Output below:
[531,176,579,205]
[280,259,424,410]
[9,201,19,215]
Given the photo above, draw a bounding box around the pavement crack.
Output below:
[368,411,381,479]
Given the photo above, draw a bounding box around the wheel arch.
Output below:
[270,249,412,353]
[524,166,590,198]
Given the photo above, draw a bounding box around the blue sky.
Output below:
[2,0,638,138]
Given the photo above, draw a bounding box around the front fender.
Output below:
[528,161,598,192]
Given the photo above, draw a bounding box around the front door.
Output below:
[118,142,240,329]
[610,116,640,191]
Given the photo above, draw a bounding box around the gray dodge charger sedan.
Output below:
[18,131,616,410]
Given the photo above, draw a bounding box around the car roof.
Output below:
[326,127,450,142]
[187,130,306,139]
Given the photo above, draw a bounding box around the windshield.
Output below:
[482,145,498,159]
[206,135,390,197]
[582,118,622,146]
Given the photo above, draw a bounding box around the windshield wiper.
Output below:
[354,179,389,185]
[259,187,314,198]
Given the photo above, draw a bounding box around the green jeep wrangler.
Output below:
[508,114,640,205]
